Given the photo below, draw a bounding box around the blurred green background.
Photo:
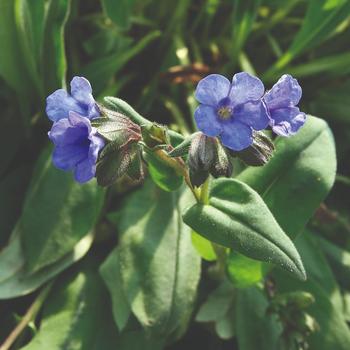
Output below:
[1,0,350,349]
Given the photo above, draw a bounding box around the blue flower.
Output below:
[264,74,306,136]
[48,112,105,183]
[46,76,100,122]
[194,72,269,151]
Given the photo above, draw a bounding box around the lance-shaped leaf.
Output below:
[105,180,201,341]
[237,116,336,239]
[183,178,306,280]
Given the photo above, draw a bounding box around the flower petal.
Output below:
[195,74,231,106]
[220,121,253,151]
[74,158,95,183]
[234,100,269,131]
[194,105,222,137]
[269,107,306,136]
[70,76,95,105]
[264,74,302,110]
[229,72,264,107]
[68,111,92,134]
[52,144,88,171]
[88,133,105,163]
[46,89,86,122]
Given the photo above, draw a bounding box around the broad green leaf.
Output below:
[0,233,93,299]
[101,0,136,29]
[100,248,131,332]
[235,287,282,350]
[266,0,350,75]
[41,0,70,94]
[196,281,234,323]
[191,231,217,261]
[238,116,336,239]
[183,178,306,280]
[317,235,350,289]
[272,231,350,349]
[226,251,264,288]
[22,264,119,350]
[19,148,104,272]
[143,150,183,192]
[114,180,201,340]
[195,280,235,340]
[294,231,342,310]
[0,165,29,246]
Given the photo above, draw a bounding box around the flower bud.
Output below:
[141,123,169,148]
[233,131,274,166]
[210,141,233,178]
[188,133,216,187]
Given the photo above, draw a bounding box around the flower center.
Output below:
[217,97,233,120]
[217,106,233,120]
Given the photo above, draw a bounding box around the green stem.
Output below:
[199,177,227,277]
[0,283,53,350]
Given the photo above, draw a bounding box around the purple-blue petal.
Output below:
[48,111,104,182]
[46,89,86,122]
[220,121,253,151]
[52,144,88,171]
[229,72,265,107]
[70,76,95,106]
[194,105,222,137]
[74,158,96,183]
[269,107,306,136]
[234,100,269,131]
[195,74,231,106]
[264,74,302,110]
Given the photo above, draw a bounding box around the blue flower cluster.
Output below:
[46,77,104,183]
[194,72,306,151]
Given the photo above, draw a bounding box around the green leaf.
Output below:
[196,280,234,323]
[101,0,136,29]
[81,31,161,93]
[317,235,350,289]
[19,148,105,272]
[0,0,35,119]
[195,280,236,340]
[143,150,183,192]
[191,231,217,261]
[41,0,70,94]
[183,178,306,280]
[266,0,350,75]
[114,181,201,340]
[226,251,264,288]
[238,116,336,239]
[231,0,261,61]
[271,231,350,349]
[0,233,93,299]
[0,165,30,246]
[100,248,131,332]
[22,263,119,350]
[235,287,282,350]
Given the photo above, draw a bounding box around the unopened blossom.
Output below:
[48,112,104,183]
[194,72,269,151]
[264,74,306,136]
[46,76,100,121]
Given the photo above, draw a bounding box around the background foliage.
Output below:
[0,0,349,349]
